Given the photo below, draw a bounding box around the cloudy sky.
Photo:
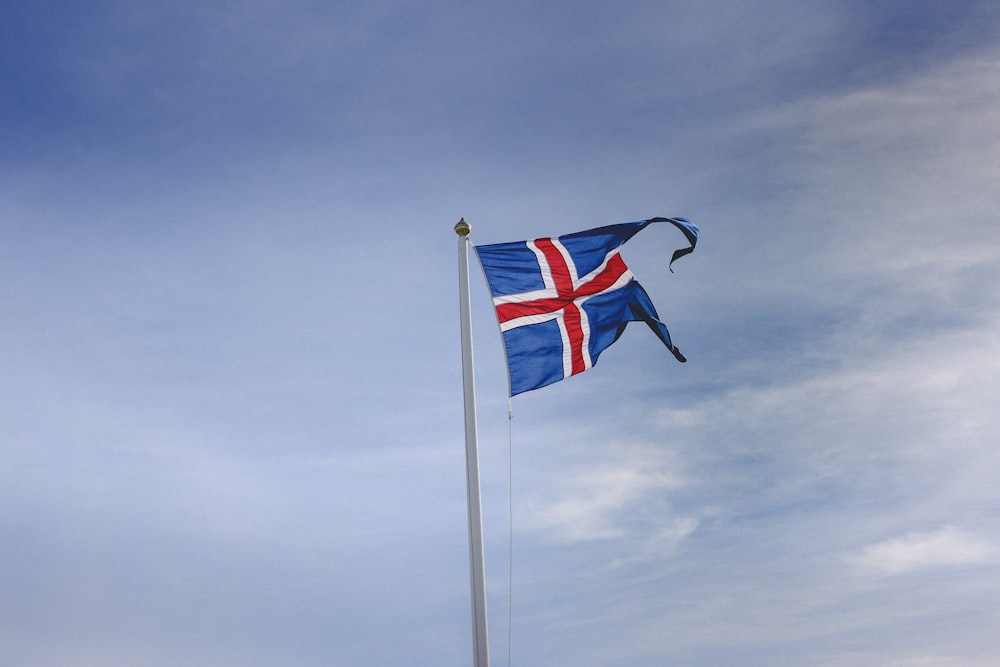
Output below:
[3,1,1000,665]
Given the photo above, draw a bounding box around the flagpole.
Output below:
[456,218,491,667]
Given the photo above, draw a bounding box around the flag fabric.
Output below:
[475,217,698,396]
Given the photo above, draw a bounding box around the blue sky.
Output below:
[3,1,1000,665]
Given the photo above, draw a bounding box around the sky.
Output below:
[2,1,1000,665]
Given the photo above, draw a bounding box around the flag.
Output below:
[475,217,698,396]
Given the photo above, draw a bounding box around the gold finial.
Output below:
[454,218,471,236]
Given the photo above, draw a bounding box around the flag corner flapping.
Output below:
[474,217,698,396]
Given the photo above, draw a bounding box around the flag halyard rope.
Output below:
[507,398,514,667]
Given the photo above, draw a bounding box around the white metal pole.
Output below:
[455,218,491,667]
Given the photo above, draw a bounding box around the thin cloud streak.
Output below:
[852,527,997,575]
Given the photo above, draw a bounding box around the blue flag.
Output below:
[476,217,698,396]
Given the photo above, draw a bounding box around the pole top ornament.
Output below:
[455,218,471,236]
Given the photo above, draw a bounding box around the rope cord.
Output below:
[507,398,513,667]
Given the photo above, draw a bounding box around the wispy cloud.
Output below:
[520,452,687,543]
[851,526,997,574]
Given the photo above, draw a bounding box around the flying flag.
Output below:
[475,217,698,396]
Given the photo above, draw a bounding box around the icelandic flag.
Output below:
[476,217,698,396]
